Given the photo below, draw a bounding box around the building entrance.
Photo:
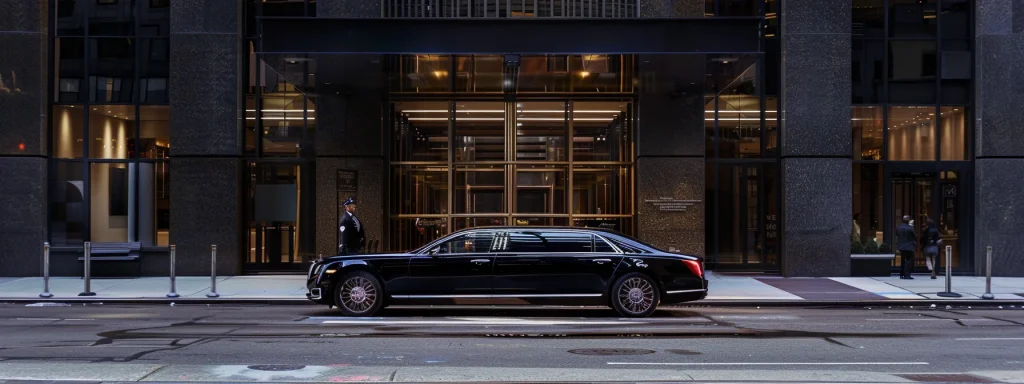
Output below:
[885,166,971,274]
[387,99,636,253]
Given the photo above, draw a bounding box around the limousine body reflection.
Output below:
[306,227,707,317]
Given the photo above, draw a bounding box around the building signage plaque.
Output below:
[644,197,702,212]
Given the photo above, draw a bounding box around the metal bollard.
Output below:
[206,244,219,298]
[937,245,962,298]
[982,246,995,300]
[79,241,96,296]
[167,245,179,298]
[39,242,53,298]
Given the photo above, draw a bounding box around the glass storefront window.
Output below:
[390,218,447,253]
[572,166,632,216]
[393,101,450,162]
[53,105,85,158]
[138,105,169,159]
[138,38,169,103]
[940,39,971,105]
[89,162,130,242]
[456,55,503,92]
[454,217,506,231]
[392,166,449,215]
[519,56,571,93]
[89,38,136,103]
[852,39,884,104]
[888,40,937,103]
[55,38,87,103]
[940,0,971,39]
[89,105,132,159]
[513,217,570,227]
[889,0,936,38]
[516,102,567,161]
[393,55,451,93]
[50,161,85,245]
[515,166,567,214]
[572,101,631,162]
[887,106,936,161]
[852,163,884,246]
[246,162,315,268]
[939,106,966,161]
[455,101,505,162]
[454,167,505,214]
[708,55,761,158]
[258,80,314,157]
[852,106,883,160]
[853,0,884,38]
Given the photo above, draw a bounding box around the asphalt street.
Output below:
[0,303,1023,382]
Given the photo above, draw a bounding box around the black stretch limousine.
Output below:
[306,227,707,317]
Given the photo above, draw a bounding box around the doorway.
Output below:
[885,166,971,274]
[707,162,781,271]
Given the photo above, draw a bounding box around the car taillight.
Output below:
[682,259,703,278]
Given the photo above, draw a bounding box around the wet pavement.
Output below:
[0,304,1023,382]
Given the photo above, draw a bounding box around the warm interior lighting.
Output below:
[433,70,448,78]
[578,71,591,78]
[245,109,315,113]
[406,117,614,122]
[403,110,622,113]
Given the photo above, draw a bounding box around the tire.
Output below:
[609,272,660,317]
[334,271,384,316]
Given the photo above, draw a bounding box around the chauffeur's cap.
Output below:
[343,197,356,206]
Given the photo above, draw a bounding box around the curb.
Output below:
[3,297,1024,308]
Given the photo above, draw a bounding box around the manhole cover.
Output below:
[569,348,655,356]
[246,365,307,371]
[666,349,701,355]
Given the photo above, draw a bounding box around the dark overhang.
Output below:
[258,17,762,55]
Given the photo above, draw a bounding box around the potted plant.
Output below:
[851,238,894,277]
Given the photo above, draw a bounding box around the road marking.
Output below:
[323,319,643,325]
[15,318,59,321]
[955,338,1024,341]
[607,362,930,366]
[866,318,954,321]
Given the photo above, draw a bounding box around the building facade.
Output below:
[0,0,1021,278]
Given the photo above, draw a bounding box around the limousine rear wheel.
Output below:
[334,271,383,316]
[610,273,660,317]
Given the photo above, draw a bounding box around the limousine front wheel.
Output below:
[610,273,660,317]
[334,271,383,316]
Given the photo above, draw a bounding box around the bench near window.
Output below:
[77,242,143,276]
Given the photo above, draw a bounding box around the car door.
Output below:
[403,230,497,297]
[492,230,620,296]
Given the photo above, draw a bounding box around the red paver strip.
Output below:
[755,278,886,301]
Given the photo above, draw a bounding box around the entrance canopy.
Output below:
[258,17,763,55]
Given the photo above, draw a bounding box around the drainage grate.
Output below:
[898,374,999,383]
[246,365,307,371]
[568,348,655,356]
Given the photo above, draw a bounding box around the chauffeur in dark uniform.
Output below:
[337,197,366,255]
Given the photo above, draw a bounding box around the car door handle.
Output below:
[591,259,612,264]
[470,259,491,263]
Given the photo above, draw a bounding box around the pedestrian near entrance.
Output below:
[338,197,366,255]
[896,215,917,279]
[921,218,942,279]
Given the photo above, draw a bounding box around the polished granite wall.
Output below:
[635,54,706,256]
[168,0,244,274]
[0,1,46,276]
[779,0,852,276]
[974,0,1024,276]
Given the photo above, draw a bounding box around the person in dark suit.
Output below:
[896,215,917,280]
[338,197,365,255]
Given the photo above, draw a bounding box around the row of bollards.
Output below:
[935,245,995,299]
[40,242,219,299]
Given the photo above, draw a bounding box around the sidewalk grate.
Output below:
[898,373,1000,383]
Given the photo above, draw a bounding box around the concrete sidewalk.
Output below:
[1,272,1023,304]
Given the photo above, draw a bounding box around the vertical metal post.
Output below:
[39,242,53,298]
[982,246,995,300]
[937,245,961,297]
[206,244,219,298]
[79,242,96,296]
[167,245,179,298]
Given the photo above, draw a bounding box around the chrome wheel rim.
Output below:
[339,276,377,313]
[617,277,655,315]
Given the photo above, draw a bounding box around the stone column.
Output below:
[636,54,706,256]
[313,0,386,256]
[168,0,243,275]
[0,1,47,276]
[974,1,1024,276]
[778,0,852,277]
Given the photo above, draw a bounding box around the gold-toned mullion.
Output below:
[567,100,575,228]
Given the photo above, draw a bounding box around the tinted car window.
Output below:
[594,237,617,253]
[438,231,496,254]
[506,231,593,253]
[608,238,650,254]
